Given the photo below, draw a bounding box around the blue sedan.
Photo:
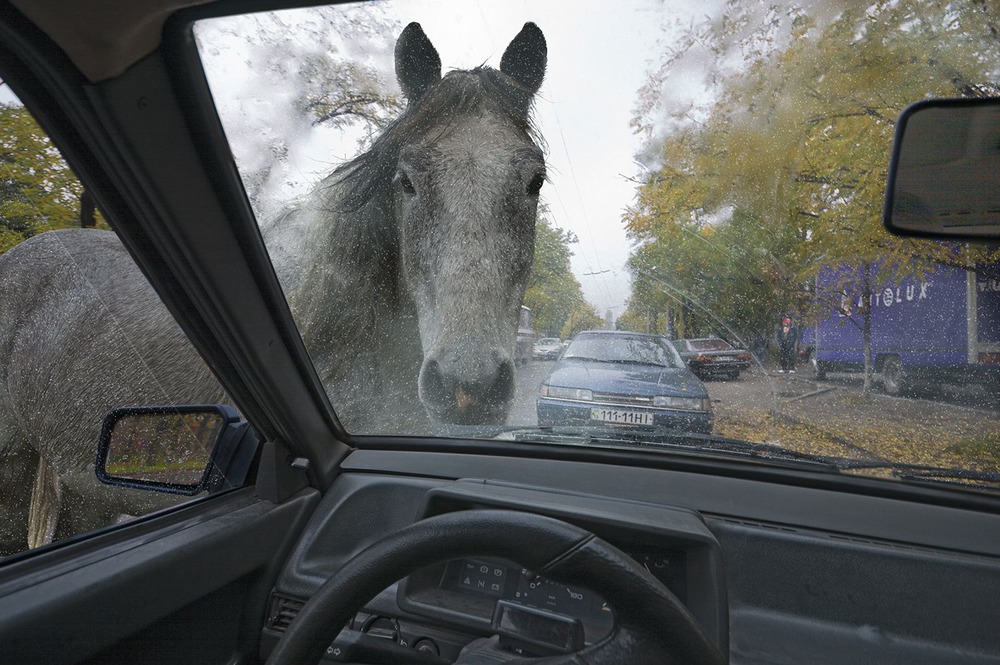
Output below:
[536,330,713,434]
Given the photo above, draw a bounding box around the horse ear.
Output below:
[500,22,547,94]
[395,22,442,101]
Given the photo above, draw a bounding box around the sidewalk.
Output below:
[708,369,1000,472]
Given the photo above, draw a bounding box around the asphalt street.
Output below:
[509,359,998,444]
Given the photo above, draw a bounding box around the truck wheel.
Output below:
[881,356,907,396]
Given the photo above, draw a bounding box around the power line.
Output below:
[554,118,615,308]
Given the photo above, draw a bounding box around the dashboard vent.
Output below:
[265,593,305,633]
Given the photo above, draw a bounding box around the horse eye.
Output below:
[527,173,545,196]
[397,172,416,195]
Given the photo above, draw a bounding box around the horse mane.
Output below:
[330,66,543,214]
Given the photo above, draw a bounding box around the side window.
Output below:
[0,88,237,557]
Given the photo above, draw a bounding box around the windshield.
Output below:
[195,0,1000,493]
[689,340,734,352]
[564,334,681,368]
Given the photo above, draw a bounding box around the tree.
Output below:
[627,0,1000,392]
[0,103,96,253]
[523,207,598,338]
[195,7,404,218]
[560,304,604,340]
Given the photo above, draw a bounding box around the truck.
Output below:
[810,261,1000,395]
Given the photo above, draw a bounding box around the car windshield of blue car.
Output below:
[690,340,734,352]
[194,0,1000,493]
[563,335,681,369]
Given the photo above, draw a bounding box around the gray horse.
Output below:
[0,22,547,552]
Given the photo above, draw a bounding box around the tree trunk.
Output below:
[80,190,96,228]
[861,262,873,396]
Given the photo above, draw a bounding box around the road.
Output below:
[511,360,999,469]
[507,360,554,426]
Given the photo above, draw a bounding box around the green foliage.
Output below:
[0,103,94,253]
[523,208,600,337]
[626,0,1000,348]
[560,305,604,340]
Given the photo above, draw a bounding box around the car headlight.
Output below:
[652,395,711,411]
[540,385,593,401]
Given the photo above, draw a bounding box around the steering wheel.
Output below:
[266,510,724,665]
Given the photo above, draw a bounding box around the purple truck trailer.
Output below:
[810,262,1000,395]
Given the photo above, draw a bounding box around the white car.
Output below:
[532,337,563,360]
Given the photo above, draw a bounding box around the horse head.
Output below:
[392,22,547,425]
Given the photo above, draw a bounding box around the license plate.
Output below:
[717,356,735,362]
[590,408,654,425]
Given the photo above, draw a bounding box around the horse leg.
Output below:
[27,456,61,549]
[0,445,35,555]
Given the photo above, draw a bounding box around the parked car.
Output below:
[673,338,752,380]
[515,305,534,366]
[532,337,563,360]
[537,331,712,433]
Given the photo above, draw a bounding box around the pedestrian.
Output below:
[777,317,797,373]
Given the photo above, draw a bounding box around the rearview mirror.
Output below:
[96,405,251,495]
[884,98,1000,240]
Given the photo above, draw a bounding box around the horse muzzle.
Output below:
[418,347,515,425]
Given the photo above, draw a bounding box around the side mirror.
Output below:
[96,405,257,496]
[884,97,1000,240]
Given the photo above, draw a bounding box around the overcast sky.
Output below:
[385,0,670,316]
[365,0,722,316]
[198,0,724,318]
[4,0,722,318]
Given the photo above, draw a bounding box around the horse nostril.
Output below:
[420,359,449,405]
[484,360,515,404]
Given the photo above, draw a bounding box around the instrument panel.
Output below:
[400,548,687,654]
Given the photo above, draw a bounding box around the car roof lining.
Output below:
[9,0,210,82]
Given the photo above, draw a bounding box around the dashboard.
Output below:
[258,450,1000,664]
[261,473,727,661]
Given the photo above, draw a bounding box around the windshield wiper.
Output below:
[503,426,846,469]
[838,461,1000,490]
[496,427,1000,491]
[565,356,672,367]
[588,435,1000,489]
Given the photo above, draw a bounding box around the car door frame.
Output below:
[0,2,347,662]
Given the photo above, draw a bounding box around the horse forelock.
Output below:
[330,66,543,215]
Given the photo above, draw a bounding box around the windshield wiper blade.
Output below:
[599,358,670,367]
[838,461,1000,488]
[505,426,846,469]
[500,428,1000,490]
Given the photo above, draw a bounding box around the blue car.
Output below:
[537,330,713,433]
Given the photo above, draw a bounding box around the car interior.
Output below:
[0,1,997,664]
